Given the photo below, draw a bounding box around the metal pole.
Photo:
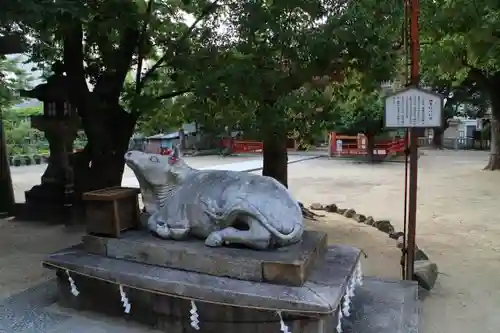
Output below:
[405,0,420,281]
[401,0,410,280]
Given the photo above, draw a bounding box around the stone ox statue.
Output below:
[124,148,304,250]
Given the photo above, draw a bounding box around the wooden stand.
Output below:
[83,186,141,237]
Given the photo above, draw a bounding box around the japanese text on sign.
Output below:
[384,88,442,128]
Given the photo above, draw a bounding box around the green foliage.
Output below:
[13,104,43,116]
[0,56,33,109]
[1,104,85,157]
[135,95,188,135]
[420,0,500,97]
[325,71,385,136]
[178,0,402,141]
[4,0,404,167]
[2,109,44,156]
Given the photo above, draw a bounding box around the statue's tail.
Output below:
[203,201,303,241]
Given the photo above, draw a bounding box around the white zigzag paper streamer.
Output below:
[336,304,343,333]
[277,311,291,333]
[342,289,352,317]
[355,262,363,286]
[337,261,364,332]
[66,270,79,296]
[190,300,200,330]
[119,285,131,314]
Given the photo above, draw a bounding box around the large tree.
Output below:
[7,0,402,191]
[327,71,386,161]
[6,0,222,192]
[420,0,500,168]
[182,0,402,186]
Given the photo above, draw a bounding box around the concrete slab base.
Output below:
[0,275,420,333]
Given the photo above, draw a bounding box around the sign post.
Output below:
[384,87,443,280]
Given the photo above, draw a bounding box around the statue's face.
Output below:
[124,150,181,186]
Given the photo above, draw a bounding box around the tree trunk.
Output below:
[432,127,444,149]
[72,101,138,194]
[0,118,15,215]
[484,115,500,170]
[365,133,375,163]
[262,130,288,188]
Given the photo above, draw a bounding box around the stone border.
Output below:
[309,202,438,290]
[8,154,49,167]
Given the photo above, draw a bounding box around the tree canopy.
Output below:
[0,56,33,109]
[16,0,500,191]
[420,0,500,168]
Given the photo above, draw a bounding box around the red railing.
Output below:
[221,138,264,153]
[329,132,406,158]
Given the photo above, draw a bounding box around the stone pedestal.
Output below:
[82,230,327,286]
[43,232,362,333]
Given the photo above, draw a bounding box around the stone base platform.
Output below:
[343,277,419,333]
[0,275,419,332]
[82,230,328,286]
[42,245,361,333]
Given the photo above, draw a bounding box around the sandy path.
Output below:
[10,155,257,202]
[286,150,500,333]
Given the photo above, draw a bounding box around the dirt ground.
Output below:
[1,150,499,333]
[286,150,500,333]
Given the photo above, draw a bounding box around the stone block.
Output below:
[55,271,338,333]
[82,230,328,286]
[353,214,366,223]
[343,277,419,333]
[413,260,438,291]
[325,204,338,213]
[343,209,356,218]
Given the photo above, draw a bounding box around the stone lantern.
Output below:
[19,61,80,220]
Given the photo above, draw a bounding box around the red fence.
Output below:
[328,132,406,158]
[221,138,264,153]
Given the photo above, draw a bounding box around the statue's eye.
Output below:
[149,156,159,163]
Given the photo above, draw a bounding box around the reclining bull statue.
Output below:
[124,147,304,250]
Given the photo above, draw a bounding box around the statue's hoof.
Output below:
[170,228,190,240]
[205,233,223,247]
[155,225,171,239]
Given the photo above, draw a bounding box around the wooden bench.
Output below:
[83,186,141,237]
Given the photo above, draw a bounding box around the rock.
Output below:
[374,220,395,234]
[310,203,324,210]
[395,239,430,260]
[353,214,366,223]
[337,208,346,215]
[390,231,404,240]
[343,208,356,218]
[413,260,438,290]
[396,235,404,249]
[415,248,430,261]
[325,204,338,213]
[365,216,375,225]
